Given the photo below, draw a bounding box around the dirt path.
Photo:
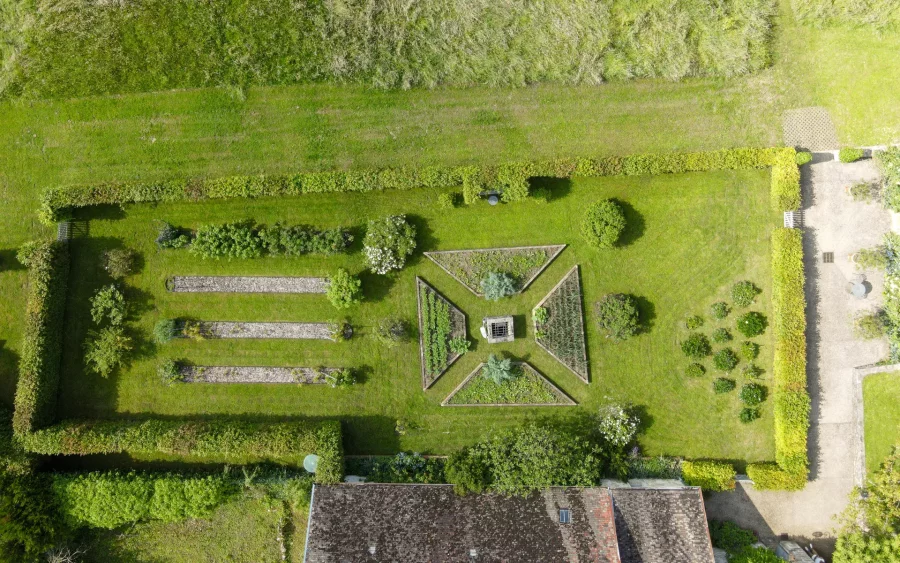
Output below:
[704,155,890,553]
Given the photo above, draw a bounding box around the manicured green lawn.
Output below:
[56,168,777,461]
[863,372,900,476]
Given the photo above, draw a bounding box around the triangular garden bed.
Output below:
[534,265,590,383]
[442,361,575,406]
[424,245,565,296]
[416,278,468,389]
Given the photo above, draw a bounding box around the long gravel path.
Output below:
[180,366,339,383]
[168,276,328,293]
[198,322,334,339]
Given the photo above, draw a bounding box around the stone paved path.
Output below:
[704,155,890,553]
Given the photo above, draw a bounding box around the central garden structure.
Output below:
[13,147,808,491]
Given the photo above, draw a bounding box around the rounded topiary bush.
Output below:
[731,281,761,308]
[740,341,759,361]
[581,199,626,250]
[685,363,705,378]
[736,312,768,337]
[685,315,704,330]
[739,383,767,406]
[711,328,731,343]
[740,407,761,423]
[713,348,738,372]
[594,293,640,341]
[713,378,736,394]
[710,301,729,320]
[681,333,711,359]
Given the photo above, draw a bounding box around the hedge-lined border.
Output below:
[681,460,736,492]
[38,147,801,224]
[747,228,809,490]
[19,419,344,484]
[12,241,70,436]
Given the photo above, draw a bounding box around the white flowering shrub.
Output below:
[364,215,417,274]
[597,403,639,447]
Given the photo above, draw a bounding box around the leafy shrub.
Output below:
[712,328,732,343]
[83,326,133,378]
[326,268,362,309]
[685,315,704,329]
[157,359,181,385]
[685,363,706,378]
[681,333,711,359]
[849,182,882,204]
[740,407,761,423]
[90,284,127,326]
[595,293,640,340]
[597,403,639,448]
[731,280,761,307]
[181,320,206,340]
[709,520,757,554]
[21,419,345,483]
[737,311,768,337]
[533,306,549,325]
[481,272,516,301]
[259,223,353,256]
[879,148,900,212]
[437,192,456,209]
[191,220,263,259]
[12,241,69,435]
[855,245,888,270]
[364,215,417,274]
[741,340,760,360]
[742,363,763,379]
[839,147,865,163]
[795,151,812,166]
[483,354,515,385]
[327,321,353,342]
[103,248,136,279]
[713,378,736,393]
[740,383,768,406]
[366,452,446,484]
[449,337,470,355]
[681,460,735,491]
[530,187,551,203]
[420,285,455,380]
[581,199,626,249]
[711,301,730,320]
[374,317,408,347]
[713,349,739,371]
[0,471,62,560]
[746,462,807,491]
[153,318,178,344]
[156,222,191,249]
[854,310,887,339]
[325,368,356,388]
[732,547,783,563]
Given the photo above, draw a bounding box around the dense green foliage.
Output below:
[20,419,344,483]
[685,363,706,377]
[420,284,453,380]
[713,348,739,371]
[0,409,30,474]
[737,311,768,337]
[581,199,627,249]
[482,355,515,385]
[448,363,563,405]
[712,328,732,343]
[0,471,62,561]
[710,520,757,554]
[53,471,233,529]
[326,268,363,310]
[12,240,69,435]
[156,222,191,249]
[741,341,760,360]
[103,248,136,279]
[153,318,178,344]
[740,383,768,406]
[748,228,809,491]
[711,301,730,320]
[879,148,900,213]
[3,0,778,98]
[364,215,417,274]
[595,293,640,341]
[731,280,761,307]
[362,453,446,484]
[89,284,127,326]
[534,269,589,378]
[834,450,900,563]
[732,547,783,563]
[480,272,516,301]
[190,220,352,259]
[839,147,865,163]
[685,315,705,329]
[83,326,133,378]
[681,460,736,491]
[714,378,737,393]
[682,333,712,358]
[855,245,888,270]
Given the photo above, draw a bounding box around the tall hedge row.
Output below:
[38,147,801,223]
[12,241,70,436]
[21,419,344,483]
[747,228,809,490]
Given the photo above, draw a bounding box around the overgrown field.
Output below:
[1,0,776,98]
[51,168,777,460]
[790,0,900,29]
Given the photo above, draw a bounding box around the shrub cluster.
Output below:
[681,460,736,491]
[731,280,761,307]
[581,199,626,249]
[421,286,453,378]
[326,269,362,309]
[20,419,344,483]
[53,471,234,529]
[839,147,865,163]
[103,248,136,279]
[736,311,768,337]
[364,452,446,484]
[747,228,809,491]
[12,241,69,435]
[681,333,712,359]
[191,220,352,259]
[38,148,802,224]
[363,215,417,274]
[595,293,640,341]
[878,148,900,212]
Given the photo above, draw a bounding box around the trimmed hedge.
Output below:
[747,228,809,490]
[12,241,70,436]
[681,460,736,491]
[38,147,801,223]
[20,419,344,483]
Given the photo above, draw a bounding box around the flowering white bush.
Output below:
[363,215,417,274]
[597,402,639,447]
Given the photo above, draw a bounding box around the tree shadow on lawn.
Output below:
[405,213,438,256]
[359,270,396,303]
[632,295,657,335]
[0,248,26,271]
[0,342,20,410]
[75,203,127,222]
[530,177,573,201]
[614,199,646,247]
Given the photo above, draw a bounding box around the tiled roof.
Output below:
[304,484,715,563]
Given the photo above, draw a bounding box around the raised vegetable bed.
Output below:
[442,362,575,406]
[424,245,565,296]
[416,278,467,389]
[533,265,589,383]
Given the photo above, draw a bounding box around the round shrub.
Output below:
[363,215,417,274]
[90,284,128,326]
[710,301,729,320]
[581,199,626,250]
[739,383,767,406]
[595,294,640,340]
[449,337,471,355]
[157,359,182,385]
[854,310,887,340]
[795,151,813,166]
[685,363,705,378]
[742,363,763,379]
[713,348,738,372]
[326,368,356,388]
[681,333,711,359]
[685,315,704,330]
[839,147,864,163]
[736,312,768,337]
[153,319,178,344]
[103,248,136,279]
[437,192,456,210]
[84,326,132,378]
[533,306,549,325]
[713,378,736,394]
[711,328,731,343]
[326,268,363,309]
[740,341,759,361]
[483,354,516,384]
[481,272,516,301]
[740,408,761,424]
[731,281,761,308]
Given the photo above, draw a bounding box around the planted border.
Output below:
[20,419,344,483]
[179,366,343,384]
[442,362,575,406]
[12,240,70,435]
[189,322,334,340]
[747,228,809,491]
[424,245,565,297]
[416,278,467,389]
[38,147,801,224]
[534,265,589,383]
[166,276,327,293]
